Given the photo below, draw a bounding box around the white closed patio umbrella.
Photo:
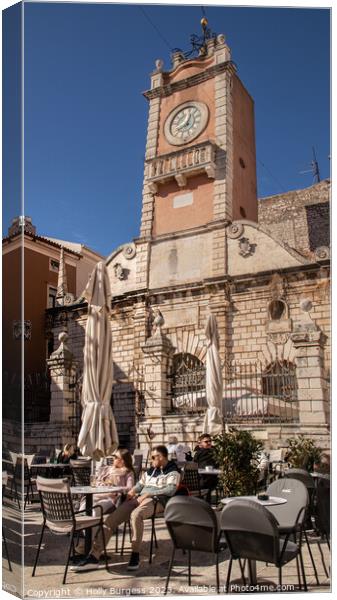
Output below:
[203,313,223,435]
[77,261,119,460]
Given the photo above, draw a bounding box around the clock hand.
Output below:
[176,111,190,130]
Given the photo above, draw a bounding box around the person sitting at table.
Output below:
[79,447,135,517]
[71,445,180,573]
[56,443,77,464]
[167,436,191,463]
[193,433,218,503]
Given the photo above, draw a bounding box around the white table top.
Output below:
[221,495,287,507]
[70,485,128,495]
[198,468,221,475]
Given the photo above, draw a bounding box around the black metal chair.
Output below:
[220,499,306,592]
[267,477,313,587]
[32,476,109,584]
[311,475,330,578]
[284,469,315,520]
[164,495,226,594]
[2,478,12,571]
[181,463,208,500]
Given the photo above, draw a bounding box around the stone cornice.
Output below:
[143,61,236,100]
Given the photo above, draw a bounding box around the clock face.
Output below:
[164,101,209,146]
[170,106,202,141]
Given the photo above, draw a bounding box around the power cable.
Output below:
[257,158,287,194]
[139,6,173,52]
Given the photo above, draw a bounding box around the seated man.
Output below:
[71,445,180,572]
[193,433,218,502]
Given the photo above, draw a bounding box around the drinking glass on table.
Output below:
[90,474,97,487]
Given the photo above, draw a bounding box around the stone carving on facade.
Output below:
[216,33,226,45]
[238,237,255,257]
[47,331,75,375]
[227,222,244,239]
[113,263,126,280]
[63,293,75,305]
[269,272,287,300]
[150,308,165,336]
[123,243,136,260]
[13,320,32,340]
[266,276,292,345]
[290,297,323,344]
[314,246,330,261]
[56,247,68,306]
[155,58,164,72]
[316,266,330,300]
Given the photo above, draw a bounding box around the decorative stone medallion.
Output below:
[114,263,126,280]
[238,237,255,257]
[63,293,75,305]
[314,246,330,260]
[164,101,209,146]
[227,222,244,239]
[123,243,136,260]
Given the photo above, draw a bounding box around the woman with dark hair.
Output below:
[79,447,135,517]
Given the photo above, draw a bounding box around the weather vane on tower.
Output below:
[172,8,217,59]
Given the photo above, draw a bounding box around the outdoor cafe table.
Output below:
[220,495,287,586]
[198,468,221,475]
[70,485,128,556]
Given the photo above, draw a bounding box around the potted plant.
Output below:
[212,427,264,497]
[285,434,322,472]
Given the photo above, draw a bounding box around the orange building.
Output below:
[2,216,102,422]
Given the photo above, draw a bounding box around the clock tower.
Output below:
[139,22,258,288]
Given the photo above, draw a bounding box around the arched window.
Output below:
[262,360,297,400]
[268,299,287,321]
[172,353,205,390]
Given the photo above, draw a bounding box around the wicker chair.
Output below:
[181,463,208,500]
[15,456,37,509]
[32,476,109,584]
[2,477,12,571]
[5,459,21,509]
[70,459,91,486]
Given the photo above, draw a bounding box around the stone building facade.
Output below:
[21,32,330,457]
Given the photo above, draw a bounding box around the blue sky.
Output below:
[3,2,330,256]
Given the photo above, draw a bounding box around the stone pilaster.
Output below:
[141,330,175,417]
[47,332,76,424]
[140,93,161,238]
[213,64,233,224]
[135,241,150,288]
[291,326,329,427]
[207,284,231,367]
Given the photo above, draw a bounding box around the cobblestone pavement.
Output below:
[2,497,331,598]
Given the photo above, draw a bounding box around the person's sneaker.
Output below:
[127,552,140,571]
[70,554,99,572]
